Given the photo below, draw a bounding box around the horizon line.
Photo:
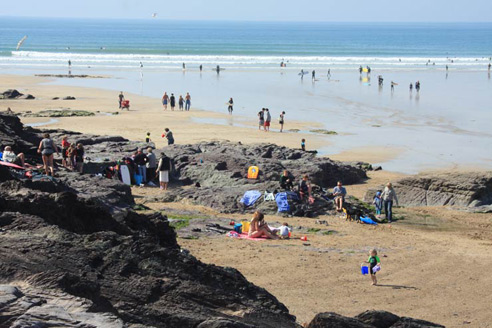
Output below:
[1,15,492,24]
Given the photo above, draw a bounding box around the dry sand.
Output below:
[132,171,492,327]
[3,74,492,327]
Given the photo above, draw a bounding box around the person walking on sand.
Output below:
[162,128,175,145]
[170,93,176,111]
[366,249,381,286]
[156,152,171,191]
[118,92,125,109]
[178,95,184,110]
[279,111,285,132]
[162,92,169,110]
[37,133,59,176]
[381,182,399,223]
[228,98,234,114]
[264,108,271,132]
[185,92,191,111]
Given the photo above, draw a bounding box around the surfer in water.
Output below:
[300,69,304,79]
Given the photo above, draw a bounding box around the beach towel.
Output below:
[236,232,268,241]
[360,216,378,225]
[275,192,290,212]
[240,190,262,207]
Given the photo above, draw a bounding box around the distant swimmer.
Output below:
[68,60,71,68]
[488,63,491,71]
[182,63,186,70]
[200,64,203,72]
[140,62,143,68]
[327,69,331,79]
[409,83,413,91]
[446,65,448,71]
[312,70,316,81]
[216,65,220,74]
[359,66,363,74]
[378,75,384,86]
[367,66,371,74]
[415,81,421,92]
[391,81,395,92]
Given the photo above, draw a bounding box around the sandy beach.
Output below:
[130,170,492,327]
[2,73,492,327]
[1,74,336,154]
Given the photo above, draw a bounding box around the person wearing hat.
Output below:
[373,191,383,218]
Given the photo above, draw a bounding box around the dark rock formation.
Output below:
[306,311,443,328]
[1,89,23,99]
[0,166,299,328]
[63,96,77,100]
[364,172,492,212]
[148,141,368,215]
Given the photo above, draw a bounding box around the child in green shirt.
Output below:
[367,249,381,286]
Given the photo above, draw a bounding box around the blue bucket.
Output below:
[361,266,369,275]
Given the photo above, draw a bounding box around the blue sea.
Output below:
[1,17,492,173]
[0,18,491,70]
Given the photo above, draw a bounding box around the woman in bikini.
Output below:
[248,211,279,239]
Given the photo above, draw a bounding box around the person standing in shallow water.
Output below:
[118,92,124,109]
[264,108,271,132]
[279,111,285,132]
[228,98,234,114]
[185,92,191,111]
[178,95,184,110]
[258,109,265,131]
[170,94,176,111]
[162,92,169,110]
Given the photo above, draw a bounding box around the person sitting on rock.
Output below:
[333,181,347,212]
[298,174,312,201]
[279,170,294,190]
[2,146,25,167]
[248,210,279,239]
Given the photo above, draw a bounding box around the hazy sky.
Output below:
[1,0,491,22]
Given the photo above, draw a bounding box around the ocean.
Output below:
[1,18,492,70]
[1,18,492,173]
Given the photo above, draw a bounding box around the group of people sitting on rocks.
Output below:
[60,136,85,173]
[1,133,85,178]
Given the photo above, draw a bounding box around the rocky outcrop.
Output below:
[148,141,368,215]
[0,166,299,328]
[307,311,443,328]
[363,172,492,211]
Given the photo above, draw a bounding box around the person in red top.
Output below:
[61,136,71,168]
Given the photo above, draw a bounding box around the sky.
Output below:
[1,0,491,22]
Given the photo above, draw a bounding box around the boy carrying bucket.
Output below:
[367,249,381,286]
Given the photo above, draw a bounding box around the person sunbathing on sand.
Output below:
[248,211,279,239]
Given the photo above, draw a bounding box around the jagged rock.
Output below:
[356,310,400,327]
[306,312,374,328]
[2,89,23,99]
[363,172,492,209]
[18,94,35,100]
[0,165,298,328]
[391,317,444,328]
[63,96,76,100]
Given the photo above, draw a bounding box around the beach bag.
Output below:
[233,223,243,234]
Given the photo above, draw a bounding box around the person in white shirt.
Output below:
[2,146,25,166]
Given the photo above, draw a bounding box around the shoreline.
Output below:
[1,73,491,174]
